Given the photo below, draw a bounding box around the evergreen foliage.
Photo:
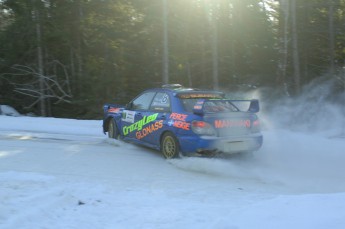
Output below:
[0,0,344,118]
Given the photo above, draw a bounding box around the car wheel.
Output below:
[108,118,119,139]
[161,132,180,159]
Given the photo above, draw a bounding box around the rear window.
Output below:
[181,99,239,113]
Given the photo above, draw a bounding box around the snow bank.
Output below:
[0,105,20,116]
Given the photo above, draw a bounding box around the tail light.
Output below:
[191,121,216,136]
[251,118,260,133]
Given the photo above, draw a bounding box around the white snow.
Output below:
[1,114,345,229]
[0,105,20,117]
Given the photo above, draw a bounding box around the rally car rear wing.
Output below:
[192,99,259,115]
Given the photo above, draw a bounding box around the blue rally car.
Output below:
[103,84,263,159]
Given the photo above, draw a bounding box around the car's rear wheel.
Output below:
[161,132,180,159]
[108,118,119,139]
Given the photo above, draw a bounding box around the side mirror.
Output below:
[126,102,133,110]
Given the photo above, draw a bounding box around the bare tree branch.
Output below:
[3,63,73,110]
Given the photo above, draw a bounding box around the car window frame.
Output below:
[129,91,156,111]
[149,92,171,113]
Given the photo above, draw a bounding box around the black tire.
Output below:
[108,118,119,139]
[161,132,180,159]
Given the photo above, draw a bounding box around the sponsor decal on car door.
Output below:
[122,110,136,123]
[138,92,171,144]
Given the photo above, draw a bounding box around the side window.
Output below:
[150,92,171,112]
[132,92,156,110]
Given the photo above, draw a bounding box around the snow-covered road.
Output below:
[1,115,345,229]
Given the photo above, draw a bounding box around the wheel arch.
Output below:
[160,131,183,158]
[159,130,181,151]
[103,115,120,133]
[103,116,113,133]
[159,130,174,145]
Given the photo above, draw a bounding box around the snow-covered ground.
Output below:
[1,114,345,229]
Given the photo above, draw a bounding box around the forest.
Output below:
[1,0,345,119]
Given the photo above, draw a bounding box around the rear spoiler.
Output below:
[193,99,260,115]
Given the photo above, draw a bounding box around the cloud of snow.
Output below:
[250,76,345,192]
[222,76,345,135]
[172,77,345,193]
[259,76,345,136]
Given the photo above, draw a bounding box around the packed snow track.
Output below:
[1,116,345,229]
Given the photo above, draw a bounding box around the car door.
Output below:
[121,91,156,140]
[144,92,171,145]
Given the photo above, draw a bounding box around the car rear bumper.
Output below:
[178,133,263,155]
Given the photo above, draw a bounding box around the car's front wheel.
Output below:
[108,118,119,139]
[161,132,180,159]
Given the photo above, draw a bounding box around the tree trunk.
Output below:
[211,19,219,90]
[291,0,301,94]
[329,0,335,75]
[187,62,192,87]
[73,0,84,96]
[162,0,169,84]
[278,0,290,96]
[33,0,46,116]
